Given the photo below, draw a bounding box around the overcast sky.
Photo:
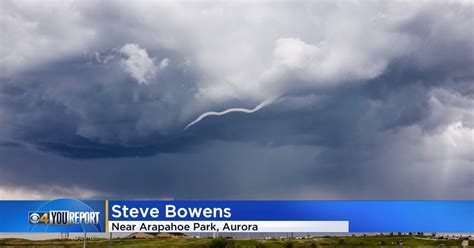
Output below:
[0,1,473,200]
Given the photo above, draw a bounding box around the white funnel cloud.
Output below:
[185,98,274,130]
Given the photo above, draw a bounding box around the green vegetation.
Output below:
[0,235,469,247]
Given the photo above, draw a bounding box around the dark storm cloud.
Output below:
[0,48,201,157]
[0,1,473,199]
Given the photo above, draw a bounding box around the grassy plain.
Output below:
[0,235,470,247]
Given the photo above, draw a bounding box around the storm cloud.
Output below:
[0,1,472,199]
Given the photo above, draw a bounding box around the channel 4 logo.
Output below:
[29,211,100,225]
[28,212,49,224]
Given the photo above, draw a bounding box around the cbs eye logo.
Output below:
[29,212,49,224]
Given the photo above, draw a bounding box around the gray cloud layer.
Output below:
[0,1,472,199]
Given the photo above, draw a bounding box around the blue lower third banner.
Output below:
[0,199,473,232]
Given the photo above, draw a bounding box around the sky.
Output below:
[0,0,473,200]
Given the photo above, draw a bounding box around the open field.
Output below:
[0,235,471,247]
